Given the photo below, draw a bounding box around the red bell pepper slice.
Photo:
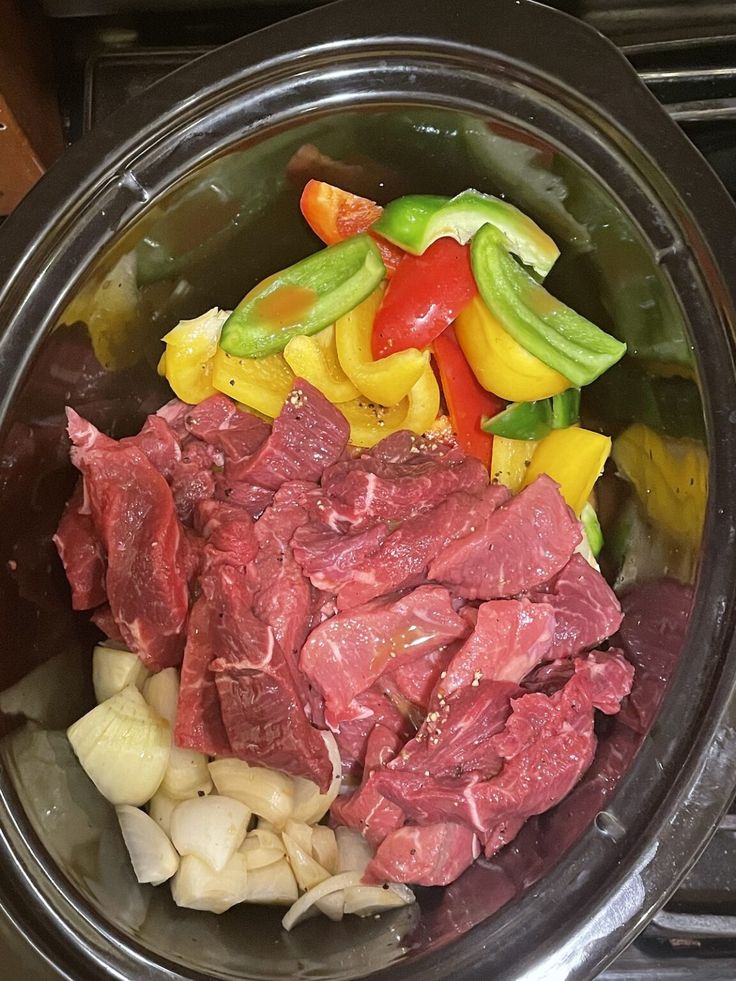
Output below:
[433,327,505,468]
[372,239,478,360]
[299,180,404,275]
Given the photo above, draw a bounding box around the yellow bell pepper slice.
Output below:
[455,295,570,402]
[612,423,706,549]
[283,325,359,403]
[335,286,429,407]
[338,361,440,448]
[212,347,294,418]
[491,436,539,492]
[161,307,228,404]
[522,427,611,515]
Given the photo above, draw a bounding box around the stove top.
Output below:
[43,10,736,980]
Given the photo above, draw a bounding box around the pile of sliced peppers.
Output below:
[161,178,627,538]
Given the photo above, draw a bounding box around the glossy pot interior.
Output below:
[0,2,736,979]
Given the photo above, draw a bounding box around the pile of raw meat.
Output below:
[55,380,633,888]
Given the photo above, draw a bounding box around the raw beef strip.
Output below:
[374,651,632,843]
[363,823,479,887]
[520,658,575,696]
[438,599,555,697]
[175,500,262,758]
[335,485,511,611]
[214,474,274,520]
[183,393,270,462]
[331,725,405,847]
[231,380,349,489]
[476,652,632,857]
[300,585,468,726]
[208,564,332,790]
[91,604,125,644]
[362,430,452,467]
[169,439,217,524]
[318,433,487,532]
[381,642,458,714]
[482,815,527,859]
[156,398,190,439]
[390,680,518,779]
[429,475,581,600]
[575,649,634,715]
[291,521,390,594]
[530,553,623,660]
[66,409,189,670]
[121,414,181,478]
[248,481,321,715]
[53,483,106,610]
[333,689,416,779]
[175,589,232,757]
[194,499,258,570]
[180,527,205,586]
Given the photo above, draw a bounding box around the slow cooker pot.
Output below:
[0,1,735,978]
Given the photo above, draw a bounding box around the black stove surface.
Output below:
[49,9,736,981]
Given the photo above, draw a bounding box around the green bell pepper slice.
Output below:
[581,502,604,558]
[483,399,553,440]
[471,225,626,387]
[219,234,385,358]
[551,387,581,429]
[372,188,560,278]
[482,388,581,441]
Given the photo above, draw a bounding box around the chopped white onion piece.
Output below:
[336,826,374,875]
[171,852,249,914]
[116,804,179,886]
[244,858,298,906]
[170,795,250,872]
[240,829,285,870]
[148,790,178,837]
[311,826,338,875]
[142,668,179,726]
[162,746,212,800]
[208,759,294,827]
[257,818,277,833]
[67,685,170,806]
[283,819,313,857]
[282,871,363,931]
[282,833,330,893]
[291,732,342,825]
[343,883,415,916]
[92,645,149,703]
[316,891,344,922]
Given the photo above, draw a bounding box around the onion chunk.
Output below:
[209,759,293,827]
[172,852,249,914]
[244,858,298,906]
[116,804,179,885]
[67,685,170,806]
[93,645,149,703]
[170,795,250,872]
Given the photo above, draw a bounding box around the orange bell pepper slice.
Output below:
[299,180,404,275]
